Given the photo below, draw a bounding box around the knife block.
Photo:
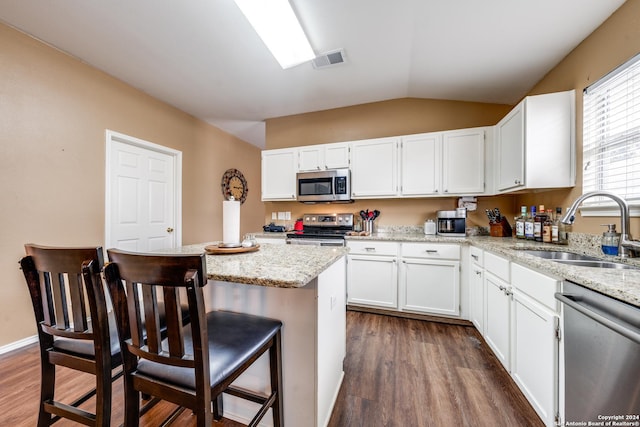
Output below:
[490,218,513,237]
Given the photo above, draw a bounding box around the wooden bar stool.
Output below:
[20,244,119,427]
[103,249,284,427]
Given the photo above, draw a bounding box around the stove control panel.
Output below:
[303,213,354,228]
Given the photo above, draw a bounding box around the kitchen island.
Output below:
[157,242,348,427]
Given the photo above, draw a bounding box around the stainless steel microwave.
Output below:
[296,169,352,203]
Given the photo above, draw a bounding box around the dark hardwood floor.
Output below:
[327,310,544,427]
[0,311,543,426]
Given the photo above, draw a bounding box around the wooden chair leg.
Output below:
[38,357,55,427]
[270,331,284,427]
[95,364,112,427]
[213,394,224,421]
[124,380,141,427]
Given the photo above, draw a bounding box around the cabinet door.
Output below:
[512,290,558,427]
[298,145,324,171]
[399,258,460,316]
[350,137,399,198]
[496,103,525,192]
[347,255,398,309]
[324,142,350,169]
[261,149,297,200]
[469,263,484,334]
[484,272,511,370]
[442,129,485,194]
[400,133,440,196]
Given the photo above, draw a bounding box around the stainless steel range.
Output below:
[286,213,353,246]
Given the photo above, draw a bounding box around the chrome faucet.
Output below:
[562,191,640,258]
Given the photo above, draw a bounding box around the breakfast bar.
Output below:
[157,242,348,427]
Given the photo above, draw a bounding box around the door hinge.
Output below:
[555,325,562,341]
[555,412,561,426]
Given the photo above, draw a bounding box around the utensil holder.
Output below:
[364,220,375,234]
[490,218,512,237]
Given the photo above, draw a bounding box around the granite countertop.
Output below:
[155,242,348,288]
[344,231,640,308]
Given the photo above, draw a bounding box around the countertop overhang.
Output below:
[154,242,348,288]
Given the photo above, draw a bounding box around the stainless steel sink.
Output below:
[520,250,639,270]
[520,250,601,261]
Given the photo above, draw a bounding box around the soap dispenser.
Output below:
[601,224,621,256]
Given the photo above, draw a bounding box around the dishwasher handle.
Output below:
[555,292,640,345]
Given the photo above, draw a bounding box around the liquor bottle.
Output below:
[542,209,553,243]
[551,207,560,243]
[515,206,527,239]
[525,206,536,240]
[534,205,547,242]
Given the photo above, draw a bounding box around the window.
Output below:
[582,52,640,215]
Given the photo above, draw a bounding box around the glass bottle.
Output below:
[557,207,570,245]
[515,206,527,239]
[534,204,546,242]
[525,206,536,240]
[551,207,560,243]
[542,209,553,243]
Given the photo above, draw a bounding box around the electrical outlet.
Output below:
[271,212,277,220]
[277,212,286,220]
[285,211,291,220]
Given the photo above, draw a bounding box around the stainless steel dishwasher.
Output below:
[556,281,640,424]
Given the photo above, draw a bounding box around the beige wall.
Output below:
[265,0,640,236]
[266,98,514,228]
[0,23,264,346]
[515,0,640,236]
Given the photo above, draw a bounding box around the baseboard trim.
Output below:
[347,305,473,327]
[0,335,38,355]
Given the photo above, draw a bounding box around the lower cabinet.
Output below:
[399,243,460,316]
[477,247,561,427]
[484,271,512,370]
[347,254,398,309]
[346,241,461,317]
[346,241,399,309]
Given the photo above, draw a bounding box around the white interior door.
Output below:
[105,130,182,252]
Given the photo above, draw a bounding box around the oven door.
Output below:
[286,238,345,247]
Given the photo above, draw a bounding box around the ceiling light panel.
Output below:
[233,0,315,69]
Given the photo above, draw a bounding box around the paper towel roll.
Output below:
[222,200,240,245]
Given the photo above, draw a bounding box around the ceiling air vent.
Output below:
[312,49,346,69]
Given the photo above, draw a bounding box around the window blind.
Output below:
[583,52,640,206]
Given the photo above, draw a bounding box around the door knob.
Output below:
[167,227,174,233]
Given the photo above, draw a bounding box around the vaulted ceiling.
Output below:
[0,0,626,147]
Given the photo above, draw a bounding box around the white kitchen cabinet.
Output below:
[442,128,485,194]
[400,128,486,197]
[511,263,560,427]
[400,132,440,196]
[346,241,399,309]
[261,148,298,201]
[468,246,484,333]
[399,242,460,316]
[483,252,511,370]
[350,137,400,198]
[298,142,350,171]
[495,90,575,193]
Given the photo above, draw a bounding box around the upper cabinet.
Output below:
[400,127,487,197]
[261,148,297,201]
[298,142,350,171]
[350,137,400,198]
[495,90,575,193]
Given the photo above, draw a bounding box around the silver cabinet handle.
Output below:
[498,285,506,291]
[424,249,438,253]
[365,247,376,252]
[471,254,479,260]
[475,270,482,276]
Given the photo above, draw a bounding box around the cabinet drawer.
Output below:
[401,243,460,260]
[469,246,483,266]
[511,263,560,311]
[347,240,398,256]
[484,251,509,282]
